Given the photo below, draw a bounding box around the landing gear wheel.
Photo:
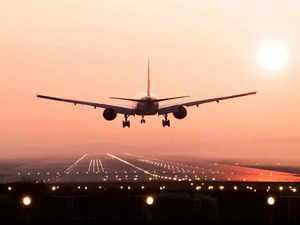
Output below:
[166,120,170,127]
[123,121,130,128]
[162,114,170,127]
[122,114,130,128]
[141,119,146,124]
[162,120,170,127]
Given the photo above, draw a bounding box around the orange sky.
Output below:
[1,0,300,159]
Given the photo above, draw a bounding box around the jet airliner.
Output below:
[37,60,256,128]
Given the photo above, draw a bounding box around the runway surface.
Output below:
[2,153,300,183]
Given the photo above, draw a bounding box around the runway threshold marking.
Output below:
[98,159,105,173]
[88,160,93,173]
[92,159,95,173]
[94,159,97,173]
[95,159,100,173]
[107,153,157,177]
[64,153,88,174]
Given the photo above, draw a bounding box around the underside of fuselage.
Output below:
[135,96,159,115]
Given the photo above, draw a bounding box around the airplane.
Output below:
[37,59,256,128]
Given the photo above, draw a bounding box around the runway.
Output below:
[2,153,300,183]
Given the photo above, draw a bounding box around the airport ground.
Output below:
[2,153,300,184]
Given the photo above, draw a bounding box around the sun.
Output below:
[257,43,289,71]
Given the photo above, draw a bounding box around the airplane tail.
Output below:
[147,57,150,97]
[109,58,190,102]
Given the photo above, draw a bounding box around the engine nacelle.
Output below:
[103,108,117,121]
[173,106,187,119]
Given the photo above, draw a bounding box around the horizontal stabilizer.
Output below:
[155,96,190,102]
[110,96,189,102]
[109,97,143,102]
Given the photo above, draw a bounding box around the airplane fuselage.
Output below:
[135,96,159,115]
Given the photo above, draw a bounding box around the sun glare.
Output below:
[257,43,288,71]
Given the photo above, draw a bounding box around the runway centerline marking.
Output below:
[64,153,88,174]
[107,153,157,177]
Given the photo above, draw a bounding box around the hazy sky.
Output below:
[1,0,300,159]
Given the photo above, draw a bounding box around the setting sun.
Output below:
[257,43,289,71]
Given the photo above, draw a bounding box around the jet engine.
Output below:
[103,108,117,121]
[173,106,187,119]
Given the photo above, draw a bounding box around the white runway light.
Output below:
[267,196,276,206]
[146,196,154,205]
[22,196,32,206]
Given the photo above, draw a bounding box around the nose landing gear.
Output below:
[141,115,146,124]
[122,114,130,128]
[123,121,130,128]
[162,120,170,127]
[162,114,170,127]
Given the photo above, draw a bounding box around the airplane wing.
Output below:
[158,91,257,115]
[37,95,135,115]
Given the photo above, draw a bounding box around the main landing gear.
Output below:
[162,114,170,127]
[122,114,130,128]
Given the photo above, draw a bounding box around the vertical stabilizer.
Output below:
[147,57,150,96]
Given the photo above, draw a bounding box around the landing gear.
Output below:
[122,114,130,128]
[162,114,170,127]
[123,121,130,128]
[141,115,146,124]
[162,120,170,127]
